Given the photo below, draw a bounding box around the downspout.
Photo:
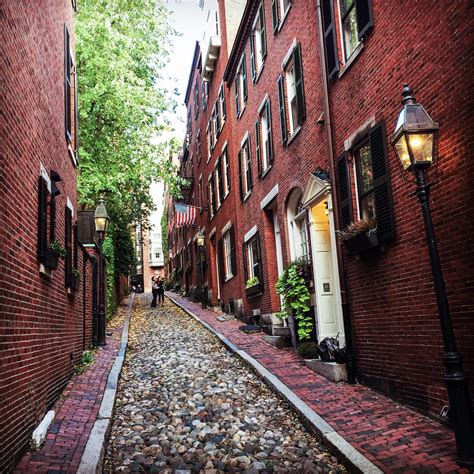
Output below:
[315,0,356,383]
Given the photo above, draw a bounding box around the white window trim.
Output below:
[240,131,249,148]
[257,93,269,114]
[277,1,292,32]
[244,225,258,243]
[223,230,233,280]
[251,7,265,77]
[66,197,74,217]
[221,220,232,234]
[40,164,52,192]
[281,37,298,69]
[260,184,279,209]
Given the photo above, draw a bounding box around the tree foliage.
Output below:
[76,0,181,298]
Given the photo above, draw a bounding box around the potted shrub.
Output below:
[337,219,378,255]
[44,240,66,270]
[297,341,319,359]
[245,276,261,297]
[71,269,81,291]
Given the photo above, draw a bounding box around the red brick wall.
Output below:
[0,2,94,471]
[327,0,474,413]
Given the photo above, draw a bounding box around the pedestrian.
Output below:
[151,277,159,308]
[157,277,165,306]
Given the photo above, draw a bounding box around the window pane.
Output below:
[358,143,373,194]
[343,8,359,59]
[360,192,376,221]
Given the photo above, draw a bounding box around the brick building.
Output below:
[1,2,101,471]
[168,0,473,419]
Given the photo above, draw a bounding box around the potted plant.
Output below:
[71,269,81,291]
[297,341,319,359]
[245,276,261,296]
[337,219,378,255]
[44,240,67,270]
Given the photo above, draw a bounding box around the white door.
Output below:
[310,200,343,342]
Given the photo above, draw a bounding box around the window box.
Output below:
[70,273,81,291]
[44,249,60,270]
[343,230,379,255]
[245,283,262,297]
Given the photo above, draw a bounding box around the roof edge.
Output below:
[184,41,202,105]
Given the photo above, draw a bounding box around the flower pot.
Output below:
[44,249,59,270]
[343,230,379,255]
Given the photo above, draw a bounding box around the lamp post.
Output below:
[391,84,474,467]
[94,196,110,347]
[196,228,206,309]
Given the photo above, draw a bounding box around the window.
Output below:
[196,130,202,163]
[202,79,209,111]
[287,190,310,261]
[193,80,200,118]
[212,102,220,143]
[208,173,216,218]
[65,206,73,288]
[198,175,204,211]
[243,234,264,291]
[250,4,267,81]
[277,42,305,144]
[272,0,291,32]
[222,145,230,196]
[214,157,223,209]
[37,173,58,271]
[234,54,248,117]
[206,123,211,161]
[238,137,253,200]
[223,231,233,279]
[339,0,373,60]
[64,25,78,165]
[256,99,273,176]
[218,227,236,282]
[336,121,395,244]
[218,83,226,129]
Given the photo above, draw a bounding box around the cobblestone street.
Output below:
[104,296,345,473]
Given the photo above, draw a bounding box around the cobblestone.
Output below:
[104,296,345,473]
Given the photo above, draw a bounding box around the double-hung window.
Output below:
[223,231,233,280]
[354,140,375,222]
[277,42,305,144]
[255,98,273,176]
[206,122,211,162]
[64,25,78,165]
[271,0,291,32]
[218,83,226,129]
[218,226,237,283]
[234,54,248,117]
[196,130,202,164]
[202,79,209,111]
[208,173,216,219]
[198,175,204,212]
[243,233,264,292]
[193,80,200,118]
[214,157,223,209]
[250,4,267,81]
[238,136,253,200]
[222,145,230,197]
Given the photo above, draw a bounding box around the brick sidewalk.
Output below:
[13,305,127,474]
[168,292,468,474]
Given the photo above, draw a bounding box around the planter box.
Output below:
[343,231,379,255]
[245,284,261,297]
[44,250,59,270]
[71,274,80,291]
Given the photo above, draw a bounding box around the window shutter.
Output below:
[210,174,216,214]
[238,150,244,200]
[246,140,253,189]
[230,226,237,276]
[242,55,248,102]
[277,75,287,144]
[242,242,248,282]
[202,79,206,111]
[336,152,352,229]
[64,25,72,144]
[218,238,225,283]
[65,206,72,287]
[73,63,78,162]
[369,121,395,242]
[220,85,226,120]
[293,43,306,124]
[37,176,48,262]
[73,223,78,270]
[355,0,374,40]
[234,76,240,116]
[272,0,279,32]
[250,34,256,82]
[255,119,262,176]
[266,100,273,163]
[255,235,264,292]
[320,0,339,81]
[224,147,231,192]
[215,103,220,135]
[218,158,224,200]
[50,195,56,243]
[260,5,267,59]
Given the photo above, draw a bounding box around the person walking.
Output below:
[151,277,159,308]
[157,277,165,306]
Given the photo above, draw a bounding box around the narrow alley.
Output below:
[104,295,344,473]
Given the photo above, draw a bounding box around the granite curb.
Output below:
[77,293,135,474]
[167,292,382,474]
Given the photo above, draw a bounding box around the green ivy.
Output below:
[102,235,116,320]
[275,258,313,341]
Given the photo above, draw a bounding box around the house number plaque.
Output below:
[323,283,330,292]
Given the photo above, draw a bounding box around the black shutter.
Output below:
[218,158,224,200]
[260,5,267,60]
[321,0,339,81]
[336,152,352,229]
[50,195,56,243]
[230,226,237,276]
[272,0,279,32]
[74,62,78,162]
[250,34,256,82]
[255,235,264,292]
[266,100,274,163]
[242,55,248,102]
[38,176,48,262]
[210,174,216,214]
[277,75,287,144]
[64,25,72,144]
[242,242,248,282]
[234,76,240,116]
[218,238,225,283]
[238,150,244,200]
[369,121,395,242]
[73,223,78,270]
[224,147,231,192]
[220,85,226,120]
[355,0,374,40]
[246,140,253,189]
[255,119,262,176]
[65,206,72,287]
[294,43,306,124]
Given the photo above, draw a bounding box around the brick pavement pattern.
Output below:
[13,308,126,474]
[168,292,468,474]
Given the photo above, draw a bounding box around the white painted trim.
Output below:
[67,197,74,217]
[240,131,249,147]
[187,238,191,246]
[209,227,216,238]
[221,220,232,235]
[221,140,228,153]
[260,184,279,209]
[257,93,269,114]
[40,164,51,193]
[344,116,375,151]
[244,225,258,243]
[281,38,298,69]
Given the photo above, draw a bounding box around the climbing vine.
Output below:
[275,258,313,341]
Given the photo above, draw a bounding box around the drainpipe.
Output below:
[315,0,356,384]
